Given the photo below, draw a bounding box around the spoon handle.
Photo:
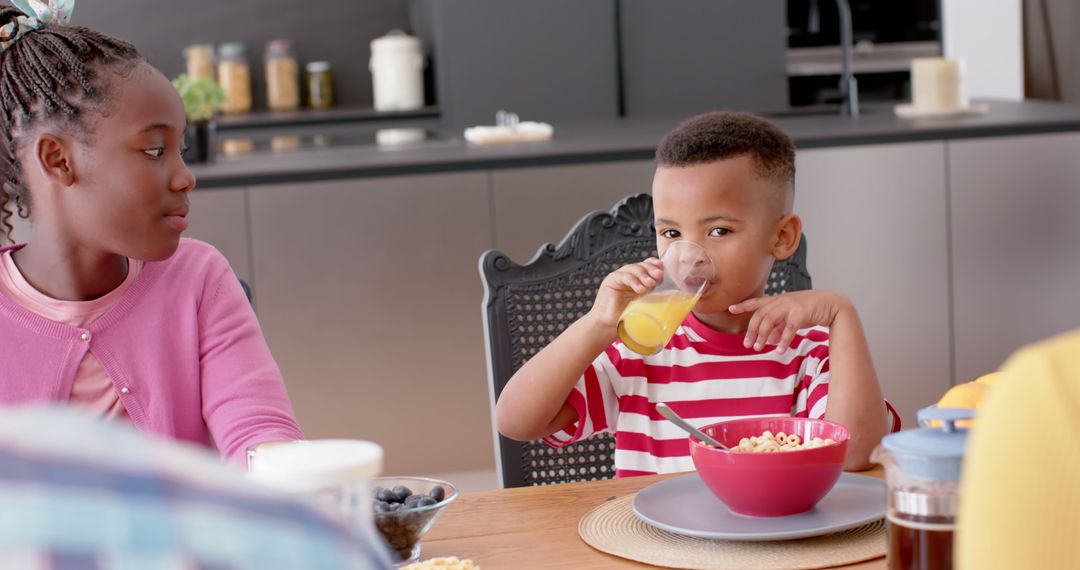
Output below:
[656,403,728,449]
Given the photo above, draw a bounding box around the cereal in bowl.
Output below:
[734,430,836,452]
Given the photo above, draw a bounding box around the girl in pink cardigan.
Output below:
[0,1,302,465]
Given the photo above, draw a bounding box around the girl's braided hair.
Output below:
[0,5,142,243]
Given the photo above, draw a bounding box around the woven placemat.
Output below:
[579,494,885,570]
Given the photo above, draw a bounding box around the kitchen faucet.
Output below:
[835,0,859,117]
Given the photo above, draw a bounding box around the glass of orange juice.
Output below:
[617,241,714,355]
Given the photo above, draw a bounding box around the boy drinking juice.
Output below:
[495,112,898,475]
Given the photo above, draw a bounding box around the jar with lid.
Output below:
[182,44,214,81]
[217,42,252,114]
[247,439,395,566]
[264,39,300,112]
[871,406,972,570]
[306,61,334,110]
[369,30,424,111]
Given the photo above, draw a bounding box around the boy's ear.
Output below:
[34,133,77,187]
[772,213,802,260]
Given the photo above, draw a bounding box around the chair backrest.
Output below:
[479,193,812,488]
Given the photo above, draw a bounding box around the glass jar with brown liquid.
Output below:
[872,406,973,570]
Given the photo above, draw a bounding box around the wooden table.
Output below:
[422,467,886,569]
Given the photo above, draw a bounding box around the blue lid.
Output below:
[880,406,974,481]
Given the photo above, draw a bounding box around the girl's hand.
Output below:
[729,290,851,352]
[587,258,664,329]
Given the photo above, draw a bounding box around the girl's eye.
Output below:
[709,227,732,237]
[659,229,680,239]
[144,147,165,158]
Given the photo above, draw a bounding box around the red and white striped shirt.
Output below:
[544,312,833,477]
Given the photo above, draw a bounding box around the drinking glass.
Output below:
[617,240,714,355]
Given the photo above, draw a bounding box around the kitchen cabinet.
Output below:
[187,187,253,288]
[411,0,619,127]
[948,132,1080,381]
[492,161,657,264]
[248,172,494,475]
[619,0,787,117]
[795,142,951,427]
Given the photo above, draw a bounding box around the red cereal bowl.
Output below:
[689,417,849,517]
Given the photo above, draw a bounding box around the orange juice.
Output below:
[617,290,699,355]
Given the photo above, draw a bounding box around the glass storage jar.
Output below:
[217,42,252,114]
[182,43,214,81]
[306,61,334,110]
[265,39,300,112]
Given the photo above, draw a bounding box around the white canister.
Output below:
[370,30,425,112]
[911,57,969,111]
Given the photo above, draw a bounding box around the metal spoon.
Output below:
[656,403,729,449]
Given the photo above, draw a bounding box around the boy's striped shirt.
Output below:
[544,312,834,477]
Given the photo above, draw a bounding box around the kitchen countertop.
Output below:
[189,99,1080,189]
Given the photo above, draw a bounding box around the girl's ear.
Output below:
[34,133,77,187]
[772,213,802,260]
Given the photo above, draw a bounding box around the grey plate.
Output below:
[632,473,886,541]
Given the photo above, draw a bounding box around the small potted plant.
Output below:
[172,74,225,163]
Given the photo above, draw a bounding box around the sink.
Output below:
[764,103,889,119]
[763,105,880,119]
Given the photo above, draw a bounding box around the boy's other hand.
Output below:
[729,290,851,353]
[587,258,665,329]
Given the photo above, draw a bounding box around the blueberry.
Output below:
[429,486,445,502]
[388,502,402,511]
[373,501,394,513]
[375,488,398,503]
[392,485,413,501]
[403,494,423,508]
[417,496,438,508]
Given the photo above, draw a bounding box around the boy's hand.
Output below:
[587,258,665,329]
[729,290,851,353]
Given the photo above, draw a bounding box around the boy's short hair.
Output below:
[655,111,796,188]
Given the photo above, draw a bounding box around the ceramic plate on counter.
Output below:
[894,102,990,119]
[632,472,886,541]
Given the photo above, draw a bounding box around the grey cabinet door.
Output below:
[949,133,1080,381]
[795,142,951,427]
[414,0,620,128]
[249,173,494,475]
[619,0,788,117]
[188,187,252,287]
[492,160,657,264]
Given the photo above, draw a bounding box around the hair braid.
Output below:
[0,5,141,244]
[22,38,68,92]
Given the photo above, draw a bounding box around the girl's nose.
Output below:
[172,162,197,193]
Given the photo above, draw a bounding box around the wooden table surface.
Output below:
[422,467,887,569]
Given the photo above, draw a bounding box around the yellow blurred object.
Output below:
[973,372,1002,386]
[931,372,1002,428]
[956,329,1080,570]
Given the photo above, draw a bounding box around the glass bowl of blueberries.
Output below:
[371,476,458,565]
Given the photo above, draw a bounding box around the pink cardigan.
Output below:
[0,238,303,464]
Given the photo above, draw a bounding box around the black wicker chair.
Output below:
[479,193,812,488]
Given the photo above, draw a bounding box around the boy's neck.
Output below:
[691,310,752,334]
[12,237,129,302]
